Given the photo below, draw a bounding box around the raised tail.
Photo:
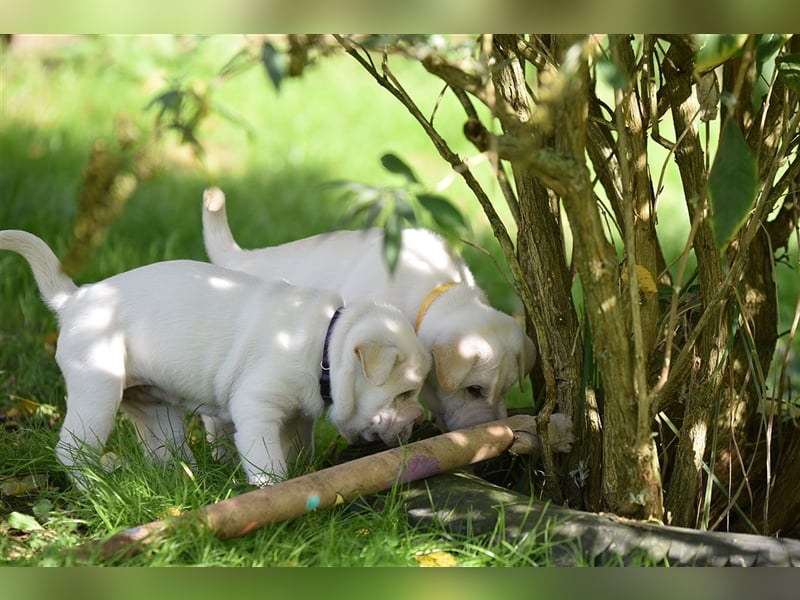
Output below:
[0,229,77,312]
[202,187,244,268]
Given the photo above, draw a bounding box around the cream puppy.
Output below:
[202,188,536,431]
[0,230,429,487]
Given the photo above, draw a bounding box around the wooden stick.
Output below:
[72,414,548,562]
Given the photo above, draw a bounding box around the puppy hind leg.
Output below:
[57,373,124,487]
[121,387,194,464]
[201,414,238,465]
[280,415,315,475]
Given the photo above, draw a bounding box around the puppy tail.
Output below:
[202,187,242,267]
[0,229,77,312]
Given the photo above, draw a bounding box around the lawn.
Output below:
[1,35,797,567]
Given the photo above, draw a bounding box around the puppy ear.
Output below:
[431,336,489,393]
[518,334,537,388]
[355,342,400,386]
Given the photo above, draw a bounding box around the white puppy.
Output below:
[202,188,536,431]
[0,230,429,487]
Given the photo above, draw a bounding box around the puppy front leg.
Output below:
[232,416,288,486]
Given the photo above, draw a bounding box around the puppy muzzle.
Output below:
[437,399,506,432]
[365,406,424,446]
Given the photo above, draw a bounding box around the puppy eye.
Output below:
[396,390,416,402]
[466,385,485,399]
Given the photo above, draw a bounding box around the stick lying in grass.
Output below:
[72,413,574,562]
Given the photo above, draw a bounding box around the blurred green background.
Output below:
[1,35,797,411]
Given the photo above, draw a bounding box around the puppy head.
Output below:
[426,312,536,431]
[327,304,430,446]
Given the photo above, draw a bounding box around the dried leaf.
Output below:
[1,396,40,429]
[697,72,720,122]
[100,451,123,471]
[621,264,659,294]
[1,474,42,496]
[414,550,459,567]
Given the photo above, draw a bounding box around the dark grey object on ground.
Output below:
[399,471,800,566]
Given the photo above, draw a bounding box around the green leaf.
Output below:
[694,35,748,74]
[209,100,256,141]
[364,200,386,228]
[752,36,790,113]
[145,88,182,112]
[328,181,382,205]
[417,193,468,234]
[382,212,403,274]
[262,42,286,92]
[339,198,383,228]
[32,498,53,520]
[8,511,43,532]
[596,58,628,91]
[755,34,790,66]
[380,153,419,184]
[217,47,257,82]
[776,53,800,93]
[144,89,183,122]
[708,119,758,249]
[393,191,418,226]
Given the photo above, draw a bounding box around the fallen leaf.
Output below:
[0,474,43,496]
[7,511,43,532]
[43,330,58,354]
[414,550,459,567]
[100,451,123,471]
[1,396,41,429]
[32,498,52,519]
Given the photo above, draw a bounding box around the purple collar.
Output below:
[319,307,344,406]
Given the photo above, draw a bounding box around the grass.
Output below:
[1,35,796,567]
[0,35,567,567]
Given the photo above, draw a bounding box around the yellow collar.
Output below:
[415,282,458,332]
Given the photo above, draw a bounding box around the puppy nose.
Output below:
[396,421,415,443]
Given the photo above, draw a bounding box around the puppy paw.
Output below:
[203,187,226,212]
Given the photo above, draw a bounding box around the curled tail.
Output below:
[202,187,244,268]
[0,230,77,312]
